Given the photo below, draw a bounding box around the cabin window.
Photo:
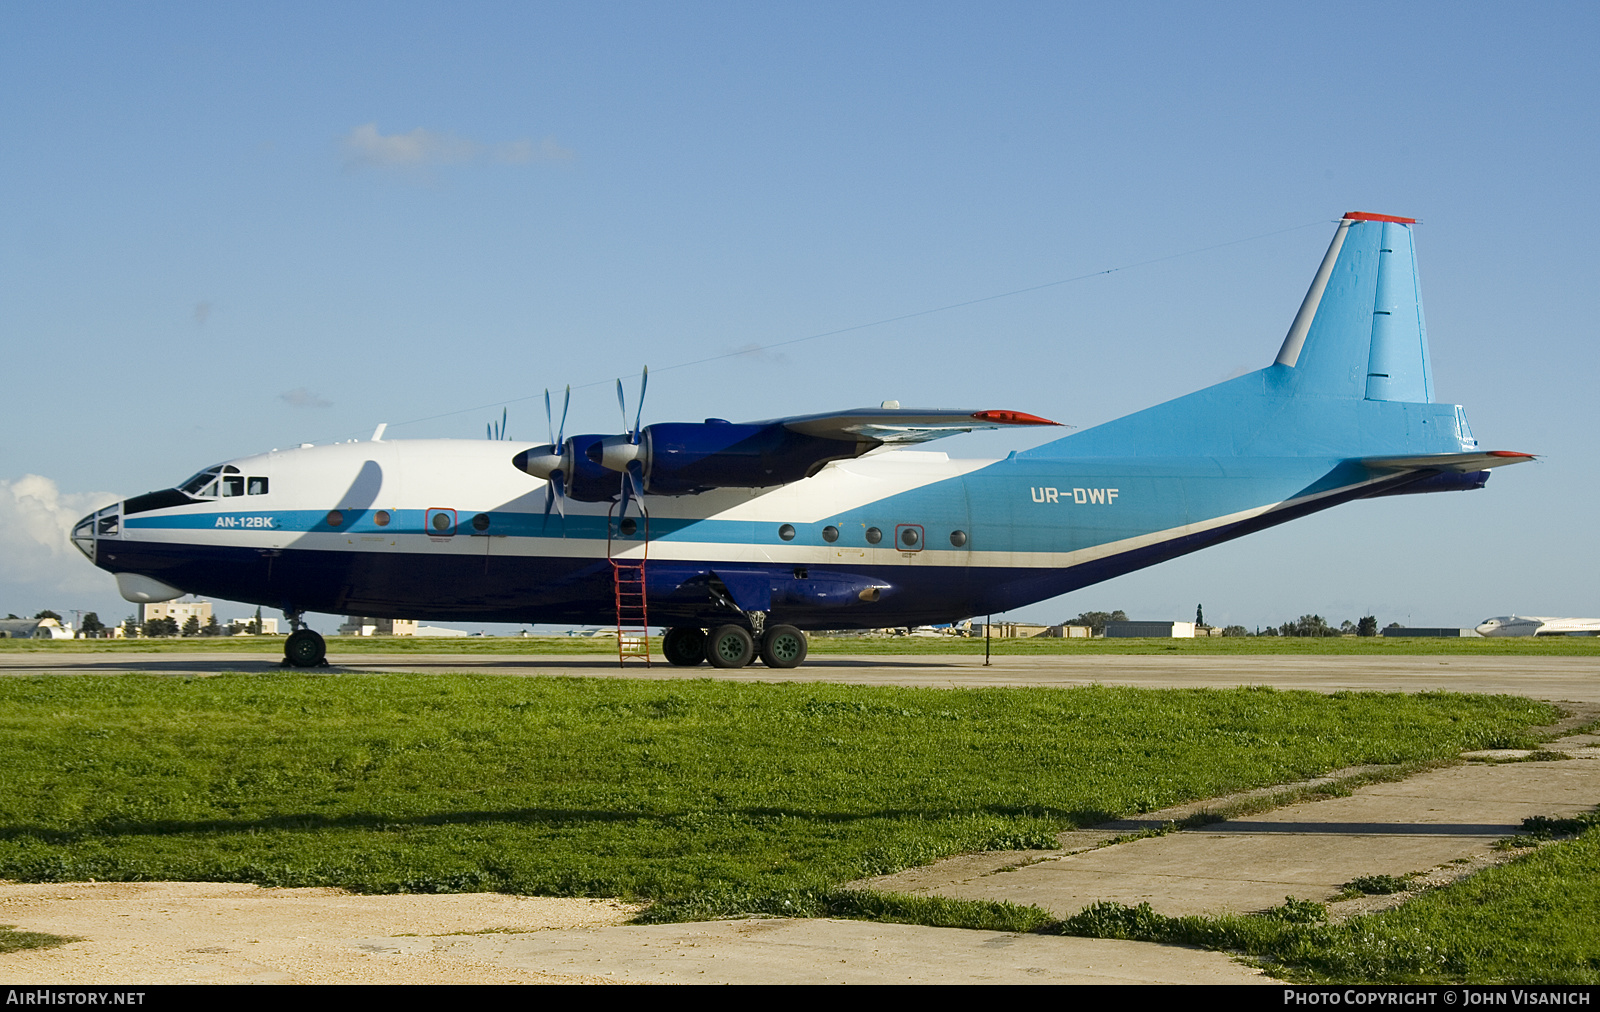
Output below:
[247,477,269,495]
[327,510,344,527]
[950,529,968,547]
[822,525,839,543]
[374,510,390,527]
[472,513,490,532]
[865,527,882,544]
[220,476,245,497]
[778,524,795,541]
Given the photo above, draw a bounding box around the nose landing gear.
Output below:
[281,610,327,667]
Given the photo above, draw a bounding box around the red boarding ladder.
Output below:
[608,510,651,667]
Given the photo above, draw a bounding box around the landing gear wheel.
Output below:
[705,624,754,668]
[284,629,326,668]
[662,627,707,667]
[759,625,808,669]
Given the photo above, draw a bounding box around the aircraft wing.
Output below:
[1358,450,1535,473]
[770,407,1061,445]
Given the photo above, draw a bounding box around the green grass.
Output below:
[0,925,80,954]
[0,674,1551,913]
[4,633,1597,656]
[805,635,1600,656]
[1054,818,1600,984]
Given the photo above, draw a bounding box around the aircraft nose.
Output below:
[70,502,122,561]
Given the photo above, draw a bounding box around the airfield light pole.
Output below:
[984,615,991,666]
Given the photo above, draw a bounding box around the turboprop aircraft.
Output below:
[1475,616,1600,637]
[73,212,1533,670]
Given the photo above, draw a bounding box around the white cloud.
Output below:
[341,124,574,172]
[280,387,332,409]
[343,123,479,169]
[0,476,121,605]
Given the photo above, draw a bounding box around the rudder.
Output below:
[1275,212,1433,403]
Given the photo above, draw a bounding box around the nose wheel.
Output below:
[284,628,327,668]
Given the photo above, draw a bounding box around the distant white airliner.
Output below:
[1475,616,1600,637]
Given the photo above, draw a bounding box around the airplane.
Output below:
[1475,616,1600,637]
[72,211,1534,670]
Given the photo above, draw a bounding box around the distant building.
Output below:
[1105,620,1197,638]
[139,599,212,628]
[1381,627,1481,637]
[338,617,419,637]
[975,623,1093,638]
[0,617,72,639]
[978,622,1053,638]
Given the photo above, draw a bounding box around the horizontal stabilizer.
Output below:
[1359,450,1534,473]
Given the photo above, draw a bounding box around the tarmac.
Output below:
[1,649,1597,984]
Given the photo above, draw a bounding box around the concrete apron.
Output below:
[855,726,1600,920]
[318,726,1600,984]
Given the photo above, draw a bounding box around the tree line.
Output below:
[1070,609,1393,637]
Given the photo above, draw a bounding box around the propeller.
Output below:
[611,367,648,520]
[485,407,509,441]
[537,386,571,528]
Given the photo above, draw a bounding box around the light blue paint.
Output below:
[1366,221,1433,402]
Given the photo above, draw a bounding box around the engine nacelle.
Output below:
[592,420,864,496]
[513,434,624,503]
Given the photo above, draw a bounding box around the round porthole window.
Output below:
[472,513,490,532]
[950,529,967,547]
[900,527,920,547]
[822,525,840,543]
[432,511,452,532]
[619,517,638,536]
[865,527,882,544]
[778,524,795,541]
[326,510,344,527]
[374,510,391,527]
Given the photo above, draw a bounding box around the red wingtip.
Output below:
[1487,450,1536,459]
[1344,211,1419,224]
[971,410,1060,426]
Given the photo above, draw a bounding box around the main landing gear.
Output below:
[663,624,808,669]
[282,610,328,668]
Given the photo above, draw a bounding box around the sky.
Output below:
[3,1,1596,633]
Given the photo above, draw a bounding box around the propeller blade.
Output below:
[633,367,648,442]
[542,470,567,535]
[616,377,628,432]
[557,386,570,445]
[625,459,645,505]
[544,389,554,444]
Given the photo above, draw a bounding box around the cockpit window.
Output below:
[175,466,264,499]
[179,468,223,495]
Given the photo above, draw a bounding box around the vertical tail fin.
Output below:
[1274,212,1433,403]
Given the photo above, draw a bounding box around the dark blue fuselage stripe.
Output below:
[98,473,1415,627]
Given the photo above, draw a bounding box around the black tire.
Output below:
[662,626,707,667]
[705,624,754,668]
[284,629,326,668]
[759,625,808,669]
